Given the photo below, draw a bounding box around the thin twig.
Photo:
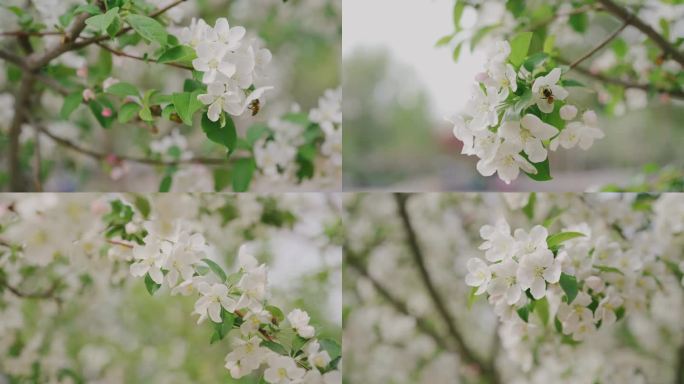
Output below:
[527,4,603,31]
[106,239,134,248]
[0,30,64,37]
[38,125,241,166]
[96,42,193,70]
[393,194,500,383]
[569,21,631,69]
[1,279,60,299]
[557,57,684,99]
[597,0,684,67]
[33,129,43,192]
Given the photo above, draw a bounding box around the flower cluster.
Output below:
[466,215,663,368]
[451,40,604,183]
[253,87,342,186]
[126,223,341,384]
[182,17,273,122]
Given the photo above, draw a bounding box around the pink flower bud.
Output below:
[105,154,119,165]
[77,66,88,78]
[475,72,489,83]
[559,105,578,121]
[102,108,113,117]
[82,89,95,102]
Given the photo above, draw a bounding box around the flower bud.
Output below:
[585,276,604,292]
[82,89,95,102]
[559,105,577,120]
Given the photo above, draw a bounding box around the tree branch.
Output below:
[345,247,455,353]
[0,279,60,300]
[597,0,684,67]
[676,343,684,384]
[0,48,28,69]
[38,124,241,166]
[393,194,500,383]
[96,42,193,70]
[8,75,36,191]
[557,57,684,99]
[569,20,630,69]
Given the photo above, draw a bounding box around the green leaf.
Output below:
[543,34,555,53]
[159,174,172,192]
[522,193,536,219]
[559,272,578,304]
[466,286,479,309]
[542,206,565,228]
[262,340,288,356]
[125,14,168,46]
[232,158,255,192]
[172,91,203,126]
[452,42,463,62]
[118,102,141,123]
[246,123,270,146]
[138,106,153,122]
[453,1,466,29]
[202,258,227,282]
[509,32,533,67]
[291,335,307,353]
[319,339,341,360]
[60,92,83,120]
[265,305,285,324]
[517,306,529,322]
[569,13,588,33]
[594,265,624,275]
[435,33,454,47]
[213,168,231,191]
[75,4,103,15]
[523,156,552,182]
[106,82,139,98]
[133,195,151,219]
[158,45,195,63]
[523,52,548,71]
[144,273,161,295]
[547,232,586,248]
[535,297,550,325]
[201,114,237,151]
[85,7,118,34]
[562,79,585,87]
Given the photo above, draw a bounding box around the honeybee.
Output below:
[542,88,554,104]
[248,99,261,116]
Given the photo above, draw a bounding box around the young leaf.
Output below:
[144,273,161,295]
[593,265,624,275]
[547,232,585,248]
[126,14,168,46]
[133,195,151,219]
[319,339,341,360]
[522,193,536,220]
[60,92,83,120]
[559,272,578,304]
[517,306,529,322]
[232,158,255,192]
[106,82,139,98]
[201,114,237,151]
[202,258,227,282]
[159,174,173,192]
[158,45,195,63]
[85,7,119,34]
[262,340,288,356]
[523,156,552,182]
[172,91,203,126]
[535,297,550,325]
[509,31,533,67]
[118,103,141,123]
[265,305,285,324]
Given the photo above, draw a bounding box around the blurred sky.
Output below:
[343,0,485,119]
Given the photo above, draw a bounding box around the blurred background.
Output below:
[342,0,684,192]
